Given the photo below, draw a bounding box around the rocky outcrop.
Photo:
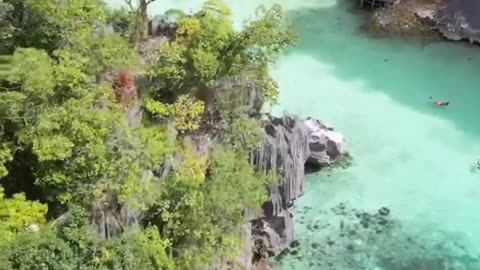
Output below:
[434,0,480,43]
[126,103,143,128]
[244,114,346,268]
[367,0,437,35]
[366,0,480,44]
[254,115,311,217]
[305,117,346,166]
[254,115,346,217]
[251,209,294,257]
[148,15,177,38]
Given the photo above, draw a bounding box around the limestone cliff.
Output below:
[366,0,480,44]
[238,114,346,269]
[131,26,347,268]
[205,114,347,270]
[434,0,480,43]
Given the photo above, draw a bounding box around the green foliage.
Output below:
[0,43,148,206]
[240,4,296,64]
[106,7,136,40]
[225,114,265,152]
[104,227,174,270]
[207,146,269,222]
[173,139,208,188]
[0,144,12,178]
[0,203,175,270]
[88,33,138,74]
[164,9,186,20]
[165,95,205,133]
[145,42,187,90]
[147,0,295,106]
[5,48,55,100]
[0,225,175,270]
[0,0,136,73]
[145,95,205,133]
[0,0,107,53]
[0,186,48,243]
[0,0,14,53]
[0,0,292,269]
[2,229,78,270]
[148,146,269,269]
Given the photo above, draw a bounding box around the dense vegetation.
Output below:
[0,0,294,269]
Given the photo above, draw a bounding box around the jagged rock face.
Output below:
[304,117,346,166]
[252,210,294,256]
[126,103,143,128]
[246,114,346,266]
[235,223,255,269]
[189,114,345,269]
[148,15,178,38]
[254,115,310,217]
[435,0,480,43]
[254,115,346,217]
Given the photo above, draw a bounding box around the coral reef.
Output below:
[274,202,480,270]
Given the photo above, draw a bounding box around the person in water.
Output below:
[477,160,480,170]
[429,96,450,107]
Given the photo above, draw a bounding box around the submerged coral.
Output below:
[274,202,480,270]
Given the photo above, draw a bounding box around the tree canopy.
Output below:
[0,0,294,269]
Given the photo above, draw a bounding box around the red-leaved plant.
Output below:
[112,70,137,105]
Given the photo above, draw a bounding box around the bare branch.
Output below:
[123,0,134,11]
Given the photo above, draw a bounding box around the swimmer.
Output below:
[477,160,480,170]
[429,96,450,107]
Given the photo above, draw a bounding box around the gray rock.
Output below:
[234,223,255,269]
[247,114,346,264]
[435,0,480,44]
[412,0,480,44]
[148,15,177,38]
[252,210,294,257]
[254,114,310,216]
[106,22,115,35]
[304,117,346,166]
[202,114,346,269]
[126,103,143,128]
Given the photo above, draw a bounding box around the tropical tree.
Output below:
[0,0,295,269]
[145,0,295,105]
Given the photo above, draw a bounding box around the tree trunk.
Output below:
[132,0,150,49]
[138,0,148,40]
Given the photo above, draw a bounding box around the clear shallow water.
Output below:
[110,0,480,268]
[269,2,480,269]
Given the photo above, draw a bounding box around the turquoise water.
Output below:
[110,0,480,268]
[270,2,480,269]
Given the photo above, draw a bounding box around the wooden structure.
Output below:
[360,0,396,8]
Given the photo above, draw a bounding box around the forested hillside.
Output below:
[0,0,294,269]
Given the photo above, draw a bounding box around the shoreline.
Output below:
[357,0,480,47]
